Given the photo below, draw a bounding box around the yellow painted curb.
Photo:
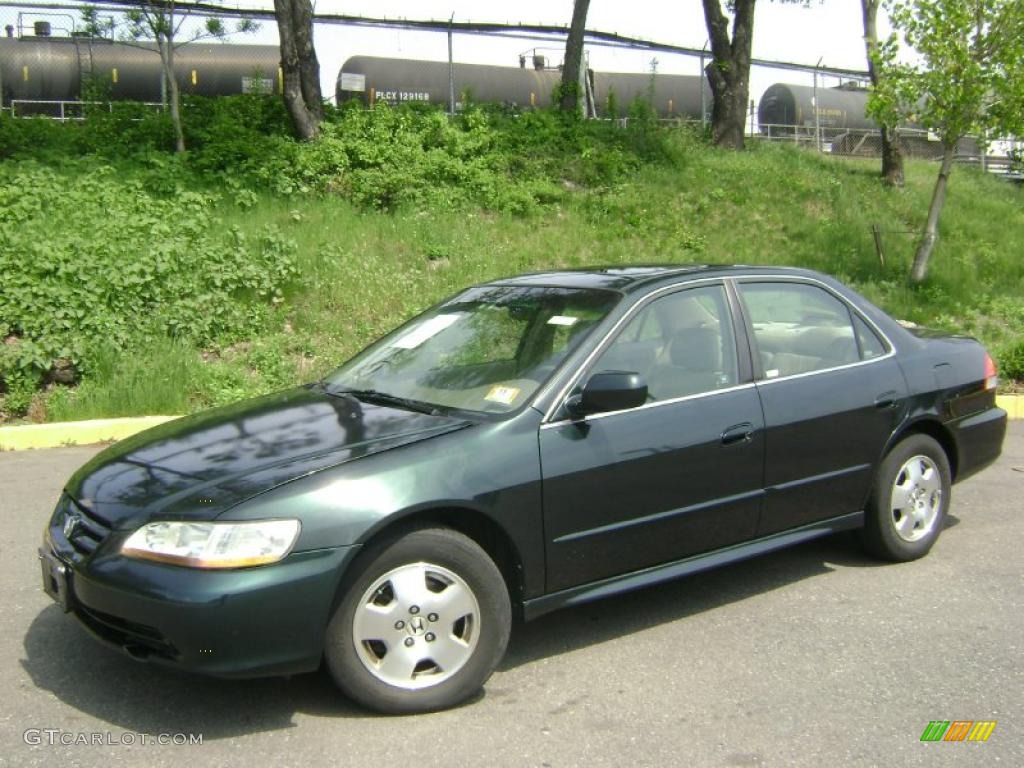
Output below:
[0,416,180,451]
[997,394,1023,420]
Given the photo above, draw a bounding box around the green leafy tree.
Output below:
[869,0,1024,282]
[82,4,257,153]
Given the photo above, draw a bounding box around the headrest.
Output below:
[669,326,719,370]
[792,327,856,360]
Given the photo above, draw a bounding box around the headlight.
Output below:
[121,519,301,568]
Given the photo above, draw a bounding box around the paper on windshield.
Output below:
[485,385,521,406]
[547,315,579,327]
[391,313,462,349]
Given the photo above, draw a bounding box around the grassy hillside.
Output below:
[0,100,1021,423]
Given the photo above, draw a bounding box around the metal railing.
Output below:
[757,123,1021,178]
[8,99,163,120]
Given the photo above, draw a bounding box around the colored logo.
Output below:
[920,721,996,742]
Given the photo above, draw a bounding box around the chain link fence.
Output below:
[758,122,978,162]
[1,2,1020,175]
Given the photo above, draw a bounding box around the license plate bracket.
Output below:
[39,549,75,613]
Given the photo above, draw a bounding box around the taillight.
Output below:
[984,352,998,391]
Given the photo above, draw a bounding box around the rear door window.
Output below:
[739,282,860,378]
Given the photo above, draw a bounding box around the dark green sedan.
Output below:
[39,266,1007,713]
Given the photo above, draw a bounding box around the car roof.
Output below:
[486,264,827,293]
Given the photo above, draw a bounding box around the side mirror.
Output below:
[566,371,648,417]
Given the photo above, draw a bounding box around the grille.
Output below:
[61,496,112,556]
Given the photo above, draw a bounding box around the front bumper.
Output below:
[40,509,359,678]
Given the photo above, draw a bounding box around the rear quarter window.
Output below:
[853,314,888,359]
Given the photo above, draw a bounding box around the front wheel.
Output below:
[324,527,511,714]
[861,434,952,562]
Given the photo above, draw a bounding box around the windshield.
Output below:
[324,285,619,415]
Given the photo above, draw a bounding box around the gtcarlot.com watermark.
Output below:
[24,729,202,747]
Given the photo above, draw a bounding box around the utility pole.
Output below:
[447,12,455,115]
[700,41,708,132]
[813,57,823,151]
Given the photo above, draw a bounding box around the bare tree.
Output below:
[861,0,904,186]
[274,0,323,141]
[559,0,592,115]
[82,3,255,154]
[700,0,756,149]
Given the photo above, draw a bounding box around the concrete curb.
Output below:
[0,395,1021,451]
[0,415,180,451]
[998,394,1023,420]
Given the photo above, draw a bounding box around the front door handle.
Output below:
[721,422,754,446]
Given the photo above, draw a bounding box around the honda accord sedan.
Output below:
[39,265,1007,713]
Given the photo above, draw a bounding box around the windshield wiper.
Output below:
[324,386,442,416]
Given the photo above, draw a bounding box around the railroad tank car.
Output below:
[757,81,979,159]
[336,55,710,119]
[0,35,282,111]
[757,82,877,133]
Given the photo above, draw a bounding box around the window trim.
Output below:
[536,274,898,425]
[539,278,745,425]
[540,382,759,429]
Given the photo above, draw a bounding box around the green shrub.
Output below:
[999,338,1024,382]
[0,106,174,160]
[3,97,680,215]
[184,94,293,174]
[241,103,678,212]
[0,160,298,413]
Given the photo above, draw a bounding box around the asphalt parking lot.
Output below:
[1,424,1021,768]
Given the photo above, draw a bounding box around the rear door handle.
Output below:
[874,391,899,409]
[721,422,754,446]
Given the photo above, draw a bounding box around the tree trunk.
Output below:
[292,0,322,123]
[911,144,955,283]
[559,0,591,114]
[701,0,755,149]
[274,0,322,141]
[879,125,904,186]
[861,0,904,186]
[159,38,185,153]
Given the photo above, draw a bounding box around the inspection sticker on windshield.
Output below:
[485,385,521,405]
[392,314,461,349]
[547,315,579,327]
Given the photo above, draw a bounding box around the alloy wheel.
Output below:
[352,562,481,690]
[889,454,943,543]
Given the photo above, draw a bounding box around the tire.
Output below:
[324,527,511,714]
[861,434,952,562]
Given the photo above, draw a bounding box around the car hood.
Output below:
[65,385,470,530]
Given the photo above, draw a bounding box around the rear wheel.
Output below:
[324,527,511,714]
[861,434,951,561]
